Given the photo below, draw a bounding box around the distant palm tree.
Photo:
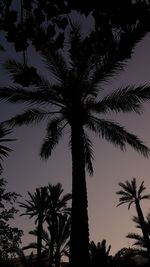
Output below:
[24,214,71,267]
[89,239,111,267]
[116,178,150,259]
[1,27,150,267]
[18,186,49,267]
[46,183,71,267]
[48,214,71,267]
[0,124,15,171]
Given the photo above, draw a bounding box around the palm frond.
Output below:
[0,125,15,163]
[0,86,65,108]
[4,108,52,127]
[141,194,150,200]
[82,131,94,176]
[127,232,146,248]
[0,145,12,159]
[91,54,125,86]
[40,48,68,83]
[88,116,150,157]
[138,181,145,196]
[90,85,150,114]
[40,118,67,159]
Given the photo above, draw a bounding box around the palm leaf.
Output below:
[87,116,150,157]
[127,232,146,248]
[4,108,53,127]
[82,131,94,176]
[90,85,150,114]
[40,118,67,159]
[0,86,65,108]
[40,47,68,83]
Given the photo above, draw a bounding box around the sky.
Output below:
[1,26,150,256]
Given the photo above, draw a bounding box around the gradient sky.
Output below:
[1,28,150,256]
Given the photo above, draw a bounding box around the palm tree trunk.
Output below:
[55,248,61,267]
[69,122,90,267]
[37,215,43,267]
[135,200,150,260]
[48,214,55,267]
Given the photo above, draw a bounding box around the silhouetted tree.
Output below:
[18,187,49,267]
[116,178,150,260]
[89,239,111,267]
[25,214,71,267]
[0,177,23,261]
[46,183,71,267]
[1,23,150,266]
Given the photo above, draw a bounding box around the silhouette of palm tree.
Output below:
[46,183,71,267]
[24,211,71,267]
[18,186,49,267]
[1,28,150,267]
[89,239,111,267]
[116,178,150,259]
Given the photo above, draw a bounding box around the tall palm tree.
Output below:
[18,186,49,267]
[116,178,150,259]
[1,28,150,267]
[46,183,71,267]
[0,124,15,171]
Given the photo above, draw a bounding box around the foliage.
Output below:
[89,239,111,267]
[26,213,71,267]
[0,177,23,261]
[1,0,150,54]
[116,178,150,210]
[19,183,71,267]
[0,124,15,171]
[1,2,150,267]
[116,178,150,259]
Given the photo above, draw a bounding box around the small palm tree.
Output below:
[25,214,71,267]
[116,178,150,259]
[89,239,111,267]
[18,186,49,267]
[54,214,71,267]
[46,183,71,267]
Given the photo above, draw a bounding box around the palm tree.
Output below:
[89,239,111,267]
[24,214,71,267]
[126,214,150,252]
[18,186,49,267]
[54,214,71,267]
[0,124,15,171]
[116,178,150,259]
[1,27,150,267]
[46,183,71,267]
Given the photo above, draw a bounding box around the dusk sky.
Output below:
[1,25,150,255]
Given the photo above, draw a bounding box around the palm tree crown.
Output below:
[116,178,150,210]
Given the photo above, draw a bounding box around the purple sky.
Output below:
[1,32,150,256]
